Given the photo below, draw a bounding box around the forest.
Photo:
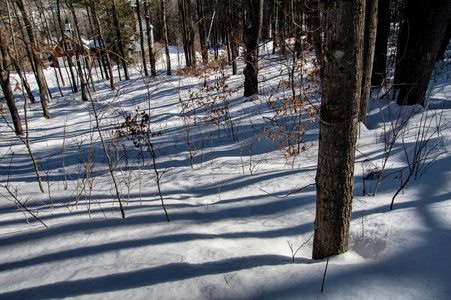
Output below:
[1,0,451,298]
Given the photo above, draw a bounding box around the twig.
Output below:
[321,257,329,293]
[260,182,315,199]
[1,185,48,228]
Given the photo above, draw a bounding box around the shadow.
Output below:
[0,254,292,299]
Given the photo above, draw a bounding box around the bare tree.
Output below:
[371,0,390,86]
[243,0,263,97]
[144,0,157,77]
[15,0,50,119]
[312,0,366,260]
[359,0,378,124]
[161,0,172,75]
[0,29,23,136]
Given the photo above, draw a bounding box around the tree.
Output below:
[111,0,130,81]
[197,0,208,63]
[225,0,238,74]
[136,0,148,76]
[57,0,78,94]
[144,0,157,77]
[0,29,23,136]
[161,0,172,75]
[359,0,378,124]
[394,0,451,106]
[243,0,263,97]
[312,0,365,260]
[90,0,115,91]
[371,0,390,86]
[15,0,50,119]
[178,0,196,69]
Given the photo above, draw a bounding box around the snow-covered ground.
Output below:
[0,45,450,299]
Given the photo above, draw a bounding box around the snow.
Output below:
[1,45,450,299]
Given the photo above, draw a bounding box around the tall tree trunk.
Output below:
[243,0,264,97]
[359,0,378,124]
[394,0,451,106]
[112,0,129,81]
[91,1,115,90]
[161,0,172,75]
[225,0,237,74]
[144,0,157,77]
[67,0,89,100]
[15,0,50,119]
[137,0,149,76]
[312,0,365,260]
[197,0,208,63]
[178,0,196,70]
[57,0,78,94]
[293,0,303,59]
[309,0,322,68]
[371,0,390,86]
[0,29,24,136]
[437,20,451,61]
[272,0,279,55]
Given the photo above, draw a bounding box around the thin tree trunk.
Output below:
[359,0,378,124]
[309,0,322,68]
[371,0,390,86]
[243,0,264,97]
[67,0,89,100]
[137,0,149,76]
[161,0,172,75]
[197,0,208,63]
[57,0,78,93]
[112,0,129,80]
[0,29,23,136]
[272,0,279,55]
[312,0,365,260]
[15,0,49,118]
[91,1,115,90]
[225,0,238,74]
[144,0,157,77]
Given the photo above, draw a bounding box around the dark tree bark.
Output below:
[145,3,157,76]
[437,19,451,61]
[136,0,149,76]
[57,0,77,93]
[279,0,287,58]
[312,0,365,260]
[111,0,129,81]
[0,29,24,136]
[15,0,50,119]
[359,0,378,124]
[309,0,322,69]
[197,0,208,63]
[293,0,303,59]
[271,0,279,55]
[243,0,263,97]
[394,0,451,106]
[371,0,390,86]
[161,0,172,75]
[144,0,157,77]
[179,0,196,69]
[225,0,238,74]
